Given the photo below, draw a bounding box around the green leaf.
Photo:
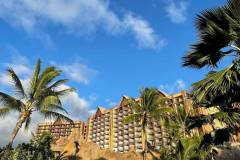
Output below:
[6,68,25,98]
[0,107,10,118]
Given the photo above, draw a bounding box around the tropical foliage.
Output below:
[182,0,240,147]
[123,88,173,160]
[0,59,74,148]
[0,132,54,160]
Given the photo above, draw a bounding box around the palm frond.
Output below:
[54,88,76,96]
[226,0,240,21]
[33,67,61,98]
[30,59,41,98]
[0,107,10,118]
[191,63,240,105]
[6,68,25,98]
[123,113,141,124]
[183,3,238,68]
[0,92,22,111]
[39,95,62,108]
[48,79,69,89]
[41,110,73,124]
[24,116,31,130]
[151,107,173,120]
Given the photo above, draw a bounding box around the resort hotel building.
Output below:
[36,90,198,153]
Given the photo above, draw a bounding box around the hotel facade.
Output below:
[36,90,203,153]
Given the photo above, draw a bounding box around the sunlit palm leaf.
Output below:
[41,110,73,124]
[0,107,10,117]
[6,68,25,98]
[183,1,240,68]
[0,92,22,111]
[30,59,41,98]
[192,62,240,105]
[24,116,31,130]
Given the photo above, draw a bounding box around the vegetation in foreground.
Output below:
[1,0,240,159]
[0,59,74,148]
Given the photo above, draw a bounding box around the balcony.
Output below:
[135,133,141,137]
[118,147,124,152]
[135,138,141,142]
[124,146,129,150]
[155,133,161,137]
[113,143,118,147]
[155,127,161,131]
[119,136,123,140]
[136,127,141,132]
[104,145,109,148]
[136,144,142,149]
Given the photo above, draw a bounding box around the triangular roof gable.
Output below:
[119,96,130,107]
[157,90,169,97]
[53,117,63,125]
[94,106,106,118]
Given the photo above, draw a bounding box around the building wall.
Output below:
[86,90,192,152]
[37,90,194,153]
[36,119,85,141]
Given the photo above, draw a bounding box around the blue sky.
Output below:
[0,0,228,144]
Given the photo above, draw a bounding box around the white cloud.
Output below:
[123,13,166,49]
[0,0,164,50]
[0,74,11,86]
[59,62,98,85]
[165,0,188,24]
[0,51,96,146]
[159,79,186,94]
[2,46,32,77]
[57,84,96,120]
[0,111,45,147]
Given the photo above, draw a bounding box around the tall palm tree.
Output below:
[183,0,240,69]
[0,59,74,148]
[182,0,240,147]
[123,88,173,160]
[182,0,240,105]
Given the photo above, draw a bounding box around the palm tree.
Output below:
[123,88,173,160]
[182,0,240,149]
[182,0,240,105]
[0,59,74,148]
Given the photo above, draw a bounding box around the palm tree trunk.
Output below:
[143,127,148,160]
[7,116,26,148]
